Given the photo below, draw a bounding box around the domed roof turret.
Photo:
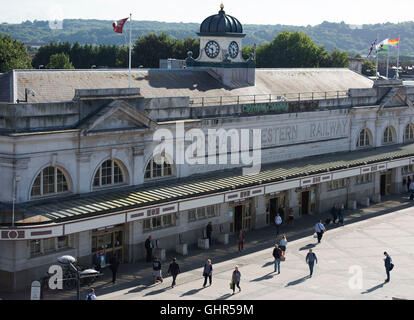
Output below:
[199,4,243,35]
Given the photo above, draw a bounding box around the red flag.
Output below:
[112,17,128,34]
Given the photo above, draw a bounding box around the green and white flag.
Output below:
[376,39,389,52]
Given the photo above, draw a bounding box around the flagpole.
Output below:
[396,35,400,79]
[376,34,379,80]
[386,44,390,79]
[128,13,132,88]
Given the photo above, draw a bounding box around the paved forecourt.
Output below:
[99,206,414,300]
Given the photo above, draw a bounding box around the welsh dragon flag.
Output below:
[376,39,389,52]
[113,17,128,34]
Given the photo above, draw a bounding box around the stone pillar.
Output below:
[77,152,92,193]
[392,167,402,194]
[255,195,267,229]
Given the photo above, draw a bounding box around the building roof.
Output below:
[6,142,414,226]
[1,68,373,104]
[199,5,243,35]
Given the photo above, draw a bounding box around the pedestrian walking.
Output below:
[279,235,288,256]
[167,257,180,288]
[206,222,213,246]
[202,259,213,287]
[85,288,97,300]
[306,249,318,278]
[288,208,295,226]
[231,266,241,295]
[275,213,282,235]
[315,220,326,244]
[237,230,245,252]
[152,257,163,283]
[330,203,338,224]
[272,244,282,274]
[338,204,345,226]
[109,254,119,284]
[145,235,153,262]
[92,252,101,272]
[384,251,393,283]
[410,181,414,200]
[407,176,412,193]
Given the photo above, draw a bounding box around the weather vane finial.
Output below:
[220,3,224,10]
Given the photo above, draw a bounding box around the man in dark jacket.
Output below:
[145,236,153,262]
[167,257,181,288]
[306,249,318,277]
[384,251,392,283]
[272,244,282,274]
[109,255,120,284]
[206,222,213,246]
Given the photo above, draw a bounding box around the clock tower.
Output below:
[186,4,255,88]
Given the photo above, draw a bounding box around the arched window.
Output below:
[31,166,69,197]
[93,159,125,188]
[357,129,371,148]
[145,155,173,180]
[383,126,395,144]
[405,124,414,142]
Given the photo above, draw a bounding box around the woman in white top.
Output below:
[279,235,288,256]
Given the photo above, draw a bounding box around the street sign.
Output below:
[31,281,41,300]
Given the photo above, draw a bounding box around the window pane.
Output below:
[43,167,55,194]
[101,160,112,185]
[43,238,56,253]
[188,210,196,221]
[57,236,68,249]
[163,161,172,176]
[153,162,162,178]
[31,174,41,196]
[30,240,41,256]
[113,162,123,184]
[56,169,68,193]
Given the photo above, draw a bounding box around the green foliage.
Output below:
[362,59,376,76]
[2,19,414,57]
[46,52,74,69]
[0,33,32,72]
[133,33,199,68]
[255,31,348,68]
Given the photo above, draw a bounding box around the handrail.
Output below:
[189,90,349,107]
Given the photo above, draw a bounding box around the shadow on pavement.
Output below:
[217,293,232,300]
[180,287,205,297]
[262,261,273,268]
[299,243,317,251]
[144,287,170,296]
[285,275,309,287]
[361,282,385,294]
[251,272,274,282]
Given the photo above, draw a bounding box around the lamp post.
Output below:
[12,176,21,227]
[57,255,99,300]
[58,255,80,300]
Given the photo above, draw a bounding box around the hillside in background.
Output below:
[1,19,414,56]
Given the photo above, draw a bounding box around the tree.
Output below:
[327,49,349,68]
[256,31,322,68]
[0,33,32,72]
[46,52,74,69]
[362,59,376,76]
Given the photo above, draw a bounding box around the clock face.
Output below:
[228,41,239,59]
[205,40,220,59]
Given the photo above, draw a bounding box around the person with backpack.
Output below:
[384,251,393,283]
[202,259,213,287]
[85,288,97,300]
[279,235,288,256]
[272,244,282,274]
[306,249,318,278]
[231,266,241,295]
[152,257,163,284]
[167,257,181,288]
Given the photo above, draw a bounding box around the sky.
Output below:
[1,0,414,26]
